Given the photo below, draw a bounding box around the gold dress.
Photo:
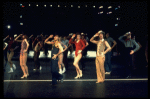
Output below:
[95,39,106,82]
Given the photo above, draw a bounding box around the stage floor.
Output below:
[3,58,148,98]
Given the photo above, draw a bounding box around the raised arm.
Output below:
[90,33,99,44]
[104,41,111,55]
[44,35,54,45]
[69,34,76,44]
[14,34,23,42]
[3,35,9,41]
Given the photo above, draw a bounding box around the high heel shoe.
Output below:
[21,75,27,79]
[74,75,80,79]
[79,70,83,77]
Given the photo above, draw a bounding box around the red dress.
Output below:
[69,38,86,57]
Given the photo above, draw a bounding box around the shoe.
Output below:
[105,72,111,74]
[21,75,27,79]
[79,70,83,77]
[62,67,66,73]
[13,64,16,70]
[74,75,80,79]
[39,66,42,70]
[8,68,13,73]
[59,69,63,74]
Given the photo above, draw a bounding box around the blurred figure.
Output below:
[104,33,117,74]
[32,35,43,71]
[80,33,89,70]
[67,33,74,57]
[62,36,69,70]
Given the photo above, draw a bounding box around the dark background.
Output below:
[2,1,148,51]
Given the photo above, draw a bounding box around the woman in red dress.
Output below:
[69,33,86,79]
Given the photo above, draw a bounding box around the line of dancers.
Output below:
[3,30,141,85]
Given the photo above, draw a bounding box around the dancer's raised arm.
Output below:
[90,33,99,44]
[44,34,54,44]
[14,34,23,42]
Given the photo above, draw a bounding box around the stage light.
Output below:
[7,25,11,29]
[118,6,120,8]
[108,11,112,14]
[50,5,52,7]
[108,6,112,9]
[20,15,22,18]
[98,12,99,14]
[99,6,103,9]
[36,4,38,7]
[93,5,95,8]
[65,6,66,7]
[58,5,60,7]
[29,4,30,6]
[20,23,23,25]
[115,24,118,26]
[20,4,22,6]
[78,6,80,8]
[85,5,87,7]
[115,8,118,10]
[71,5,73,7]
[44,5,46,7]
[100,11,103,14]
[116,18,120,20]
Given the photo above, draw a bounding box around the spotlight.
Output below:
[93,5,95,8]
[116,18,120,20]
[50,5,52,7]
[78,6,80,8]
[115,8,118,10]
[99,6,103,9]
[29,4,30,6]
[108,6,112,9]
[108,11,112,14]
[7,25,11,29]
[65,6,66,7]
[44,5,46,7]
[85,5,87,7]
[100,11,103,14]
[71,5,73,7]
[20,15,22,18]
[20,23,23,25]
[58,5,60,7]
[36,4,38,7]
[115,24,118,26]
[20,4,22,6]
[118,6,120,8]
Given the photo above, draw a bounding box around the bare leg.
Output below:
[23,53,28,75]
[20,54,27,76]
[73,54,82,78]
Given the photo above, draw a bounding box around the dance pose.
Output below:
[4,35,17,73]
[32,35,43,71]
[104,33,117,74]
[118,32,140,78]
[58,36,67,74]
[69,33,86,79]
[45,34,64,85]
[90,30,111,83]
[62,36,69,70]
[15,34,29,79]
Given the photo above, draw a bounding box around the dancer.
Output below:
[32,35,43,71]
[90,30,111,83]
[68,33,74,57]
[80,33,89,70]
[118,31,140,78]
[69,33,86,79]
[58,36,67,74]
[15,34,29,79]
[62,36,69,70]
[45,34,64,85]
[104,33,117,74]
[5,35,17,73]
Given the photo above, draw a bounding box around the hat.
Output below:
[98,30,105,35]
[81,32,85,36]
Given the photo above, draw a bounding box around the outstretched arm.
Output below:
[3,35,9,41]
